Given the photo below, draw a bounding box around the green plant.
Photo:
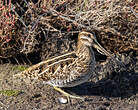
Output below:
[0,90,22,96]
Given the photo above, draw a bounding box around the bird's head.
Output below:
[78,31,112,57]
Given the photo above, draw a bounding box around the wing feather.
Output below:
[14,52,77,82]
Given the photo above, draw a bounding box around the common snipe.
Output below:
[14,32,116,100]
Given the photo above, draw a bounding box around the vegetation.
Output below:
[0,90,22,96]
[0,0,137,63]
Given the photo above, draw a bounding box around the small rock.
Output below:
[58,97,68,104]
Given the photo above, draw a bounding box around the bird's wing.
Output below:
[14,51,77,82]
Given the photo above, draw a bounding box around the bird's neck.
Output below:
[77,41,95,64]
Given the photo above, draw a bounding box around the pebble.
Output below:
[58,97,68,104]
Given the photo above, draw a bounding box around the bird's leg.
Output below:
[53,86,84,100]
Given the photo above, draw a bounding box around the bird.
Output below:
[14,31,115,100]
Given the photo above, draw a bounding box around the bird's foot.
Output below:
[53,86,84,103]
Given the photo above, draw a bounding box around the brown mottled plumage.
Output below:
[14,32,114,99]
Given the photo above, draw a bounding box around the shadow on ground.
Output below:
[65,72,138,100]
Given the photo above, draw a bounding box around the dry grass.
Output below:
[0,0,22,58]
[0,0,137,60]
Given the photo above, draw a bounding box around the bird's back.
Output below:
[14,45,95,87]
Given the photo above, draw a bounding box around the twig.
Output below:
[11,5,28,28]
[0,101,8,109]
[48,9,95,31]
[130,6,138,18]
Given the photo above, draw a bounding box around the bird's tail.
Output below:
[13,71,38,84]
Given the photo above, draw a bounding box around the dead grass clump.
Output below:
[0,0,137,62]
[0,0,22,58]
[38,0,137,53]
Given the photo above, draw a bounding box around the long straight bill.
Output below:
[93,40,113,57]
[93,40,126,67]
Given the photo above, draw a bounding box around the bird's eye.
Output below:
[88,34,91,38]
